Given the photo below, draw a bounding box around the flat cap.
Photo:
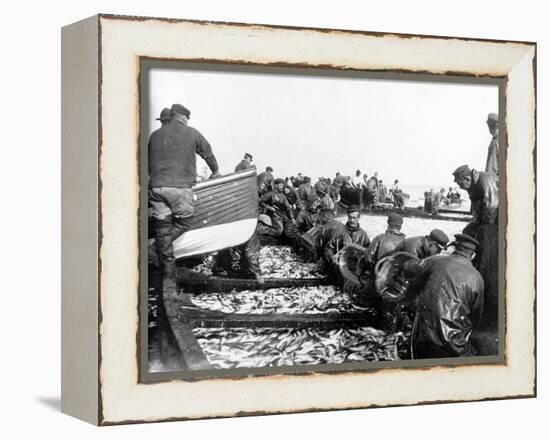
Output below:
[455,233,480,251]
[387,212,403,226]
[171,103,191,118]
[274,178,285,185]
[452,165,471,179]
[487,113,498,123]
[266,166,274,172]
[245,153,253,160]
[156,107,171,122]
[429,229,449,247]
[347,204,361,214]
[303,176,311,183]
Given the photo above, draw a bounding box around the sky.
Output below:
[148,65,498,188]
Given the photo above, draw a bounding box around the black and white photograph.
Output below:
[143,63,502,374]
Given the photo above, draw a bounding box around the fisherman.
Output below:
[156,107,171,126]
[149,103,220,288]
[320,205,370,278]
[377,180,388,203]
[403,234,484,358]
[283,184,298,208]
[259,178,296,236]
[485,112,499,176]
[295,177,321,233]
[212,228,262,280]
[359,212,406,280]
[333,172,345,188]
[148,103,220,359]
[394,229,449,259]
[257,166,274,196]
[351,169,364,188]
[235,152,255,172]
[391,180,404,208]
[453,164,499,334]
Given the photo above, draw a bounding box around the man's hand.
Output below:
[209,171,221,179]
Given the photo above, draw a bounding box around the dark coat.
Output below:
[364,229,406,265]
[405,253,484,357]
[235,159,254,172]
[296,183,320,211]
[466,169,499,230]
[395,236,434,260]
[148,120,218,188]
[485,133,499,176]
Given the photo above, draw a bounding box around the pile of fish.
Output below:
[259,246,322,278]
[189,285,373,315]
[193,326,407,369]
[190,245,322,278]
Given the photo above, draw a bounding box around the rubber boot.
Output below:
[171,216,192,242]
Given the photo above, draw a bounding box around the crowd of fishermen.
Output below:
[148,103,500,361]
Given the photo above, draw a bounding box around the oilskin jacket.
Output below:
[405,253,484,357]
[485,132,499,176]
[296,183,320,211]
[260,190,294,220]
[148,120,218,188]
[364,229,406,265]
[320,220,369,267]
[394,236,433,260]
[467,169,499,228]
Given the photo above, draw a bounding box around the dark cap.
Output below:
[274,178,285,185]
[487,113,498,124]
[387,212,403,226]
[266,166,274,172]
[171,103,191,118]
[347,204,361,214]
[452,165,471,180]
[429,229,449,248]
[156,107,171,122]
[454,233,480,251]
[303,176,311,183]
[245,153,253,160]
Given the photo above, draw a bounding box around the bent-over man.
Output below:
[453,164,499,334]
[394,229,449,259]
[403,234,484,358]
[259,178,296,236]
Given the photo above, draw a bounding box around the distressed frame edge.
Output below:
[94,15,537,425]
[61,14,101,425]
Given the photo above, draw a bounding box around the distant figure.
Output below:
[377,180,388,203]
[235,152,255,172]
[351,169,364,188]
[485,113,499,176]
[259,178,295,236]
[156,107,171,126]
[257,166,274,196]
[333,172,345,188]
[394,229,449,259]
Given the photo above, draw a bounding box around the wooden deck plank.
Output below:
[163,289,212,370]
[177,271,331,293]
[178,305,378,329]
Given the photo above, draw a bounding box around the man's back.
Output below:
[413,254,484,356]
[395,236,430,259]
[148,120,215,188]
